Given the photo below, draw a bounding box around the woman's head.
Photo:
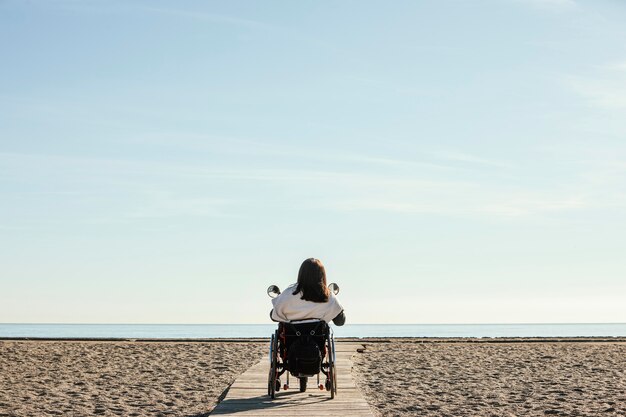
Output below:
[293,258,330,302]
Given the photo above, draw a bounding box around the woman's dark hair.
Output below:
[293,258,330,302]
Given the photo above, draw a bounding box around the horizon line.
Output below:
[2,322,626,326]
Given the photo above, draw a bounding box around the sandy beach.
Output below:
[0,340,265,417]
[353,340,626,416]
[3,339,626,416]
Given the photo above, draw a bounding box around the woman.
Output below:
[270,258,346,326]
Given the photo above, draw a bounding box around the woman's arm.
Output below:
[269,309,280,322]
[332,310,346,326]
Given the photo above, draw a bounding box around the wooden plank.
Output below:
[210,342,373,416]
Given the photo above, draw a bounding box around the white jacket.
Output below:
[271,284,344,323]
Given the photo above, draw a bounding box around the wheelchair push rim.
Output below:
[267,330,280,399]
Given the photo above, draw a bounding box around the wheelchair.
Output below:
[267,319,337,399]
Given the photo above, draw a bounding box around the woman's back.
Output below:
[271,283,344,323]
[269,258,346,325]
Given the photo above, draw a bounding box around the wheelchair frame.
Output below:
[267,321,337,399]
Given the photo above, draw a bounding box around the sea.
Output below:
[1,323,626,339]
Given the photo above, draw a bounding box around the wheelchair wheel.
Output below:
[267,332,274,397]
[268,331,279,399]
[331,336,337,396]
[327,334,337,399]
[299,377,307,392]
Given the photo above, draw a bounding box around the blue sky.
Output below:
[1,0,625,323]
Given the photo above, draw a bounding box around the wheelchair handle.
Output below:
[267,283,339,298]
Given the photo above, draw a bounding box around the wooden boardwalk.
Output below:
[211,343,374,416]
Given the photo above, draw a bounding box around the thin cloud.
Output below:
[326,192,594,217]
[130,130,523,175]
[124,132,460,172]
[478,194,589,216]
[2,150,621,221]
[601,61,626,72]
[428,150,512,169]
[136,5,337,53]
[563,60,626,110]
[514,0,578,11]
[37,1,278,31]
[122,197,239,220]
[142,6,278,31]
[564,74,626,110]
[0,151,472,193]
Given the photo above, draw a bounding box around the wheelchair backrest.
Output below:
[280,321,328,377]
[282,320,329,338]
